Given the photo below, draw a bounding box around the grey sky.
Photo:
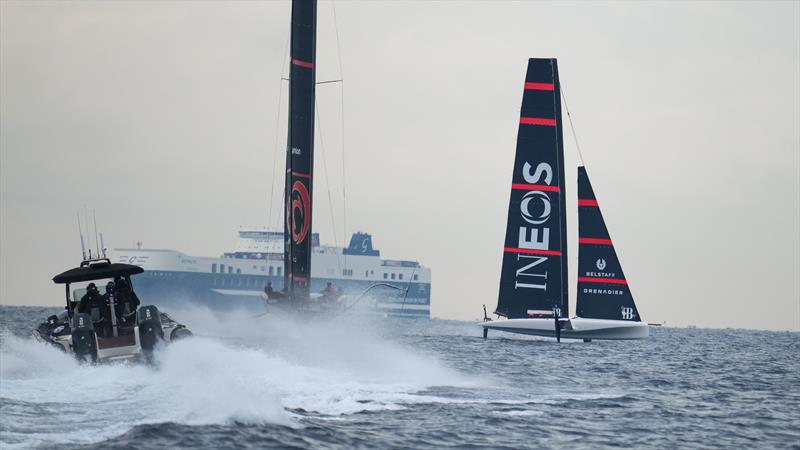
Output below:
[1,1,798,331]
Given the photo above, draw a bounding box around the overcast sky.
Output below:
[2,1,798,331]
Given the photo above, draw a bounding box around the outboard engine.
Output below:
[71,313,97,362]
[170,327,193,340]
[137,305,163,352]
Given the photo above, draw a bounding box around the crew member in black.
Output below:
[264,281,284,299]
[114,278,140,325]
[78,283,104,314]
[99,282,118,336]
[78,283,108,336]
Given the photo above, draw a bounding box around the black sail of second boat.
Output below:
[575,166,641,321]
[496,58,569,319]
[284,0,317,301]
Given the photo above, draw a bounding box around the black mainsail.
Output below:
[496,58,569,319]
[284,0,317,301]
[575,166,640,321]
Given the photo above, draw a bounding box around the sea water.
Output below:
[1,305,798,449]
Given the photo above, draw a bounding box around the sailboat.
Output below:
[264,0,412,312]
[480,58,649,341]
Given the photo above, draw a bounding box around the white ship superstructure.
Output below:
[113,229,432,317]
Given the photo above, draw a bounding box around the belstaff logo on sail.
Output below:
[596,258,607,270]
[287,180,311,245]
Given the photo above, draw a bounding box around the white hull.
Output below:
[480,317,649,340]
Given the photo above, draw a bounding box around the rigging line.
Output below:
[561,83,587,310]
[268,30,292,230]
[560,84,586,167]
[332,0,348,268]
[340,283,406,313]
[399,266,417,312]
[315,98,343,275]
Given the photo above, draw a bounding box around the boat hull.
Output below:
[480,317,649,340]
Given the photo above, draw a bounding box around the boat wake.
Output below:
[0,305,477,448]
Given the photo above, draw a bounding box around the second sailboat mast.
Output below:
[284,0,317,300]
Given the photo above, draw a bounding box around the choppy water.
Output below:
[1,305,798,449]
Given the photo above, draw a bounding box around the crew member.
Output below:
[264,281,284,299]
[320,282,335,297]
[114,278,140,325]
[78,283,104,314]
[78,283,108,336]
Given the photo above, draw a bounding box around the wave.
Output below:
[0,305,478,448]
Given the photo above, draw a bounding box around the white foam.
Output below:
[0,306,480,448]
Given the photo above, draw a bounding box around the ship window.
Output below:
[413,274,418,281]
[391,273,396,280]
[342,269,353,277]
[399,274,404,280]
[220,264,225,274]
[383,273,388,279]
[212,264,217,273]
[269,266,274,276]
[237,268,242,274]
[228,266,233,274]
[277,267,282,276]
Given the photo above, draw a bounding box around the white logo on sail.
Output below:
[596,258,606,271]
[621,307,635,320]
[520,191,551,225]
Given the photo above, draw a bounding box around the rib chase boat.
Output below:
[35,258,192,362]
[481,58,649,341]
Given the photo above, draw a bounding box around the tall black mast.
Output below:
[284,0,317,301]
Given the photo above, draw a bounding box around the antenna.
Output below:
[92,210,100,259]
[77,212,87,260]
[99,232,107,258]
[84,206,93,259]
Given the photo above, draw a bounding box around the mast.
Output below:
[575,166,641,321]
[284,0,317,301]
[495,58,569,319]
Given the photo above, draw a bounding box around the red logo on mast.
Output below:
[287,180,310,245]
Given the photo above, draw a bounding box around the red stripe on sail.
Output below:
[504,247,561,256]
[578,199,598,206]
[524,82,554,91]
[578,277,627,285]
[519,117,556,126]
[579,237,613,245]
[291,171,311,179]
[512,183,560,192]
[292,58,314,68]
[290,274,309,282]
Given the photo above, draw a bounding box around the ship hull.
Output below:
[131,270,431,318]
[480,317,650,340]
